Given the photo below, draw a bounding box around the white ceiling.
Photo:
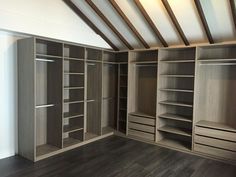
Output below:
[71,0,236,50]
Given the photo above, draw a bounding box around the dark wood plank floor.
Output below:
[0,136,235,177]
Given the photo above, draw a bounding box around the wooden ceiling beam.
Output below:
[161,0,190,46]
[229,0,236,30]
[109,0,150,49]
[134,0,168,47]
[85,0,133,50]
[194,0,214,44]
[63,0,119,51]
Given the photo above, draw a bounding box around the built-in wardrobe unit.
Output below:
[18,36,236,164]
[18,37,128,162]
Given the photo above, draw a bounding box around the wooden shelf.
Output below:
[159,88,193,93]
[64,57,85,61]
[64,86,84,90]
[129,112,155,119]
[158,126,192,137]
[36,144,60,157]
[64,99,84,104]
[198,58,236,62]
[63,137,82,148]
[64,72,84,75]
[102,126,115,135]
[158,139,191,151]
[63,125,83,133]
[159,101,193,108]
[87,59,102,63]
[64,113,84,119]
[196,120,236,133]
[161,60,195,63]
[160,74,194,78]
[36,53,62,59]
[132,61,158,64]
[159,113,192,123]
[84,132,99,141]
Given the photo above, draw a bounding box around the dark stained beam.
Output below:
[85,0,133,50]
[63,0,119,51]
[161,0,190,46]
[134,0,168,47]
[194,0,214,44]
[229,0,236,30]
[109,0,150,49]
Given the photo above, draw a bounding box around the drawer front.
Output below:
[128,115,155,126]
[129,122,155,133]
[194,143,236,161]
[128,129,155,141]
[195,135,236,152]
[195,126,236,142]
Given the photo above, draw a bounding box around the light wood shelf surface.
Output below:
[159,101,193,108]
[158,126,192,137]
[159,113,192,123]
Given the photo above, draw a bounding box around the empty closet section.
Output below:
[128,50,158,141]
[86,48,102,140]
[63,44,85,148]
[102,51,118,134]
[117,52,129,133]
[194,44,236,161]
[157,47,196,151]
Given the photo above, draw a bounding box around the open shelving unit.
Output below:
[194,44,236,161]
[156,47,196,151]
[127,50,158,141]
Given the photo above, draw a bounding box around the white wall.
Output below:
[0,0,110,49]
[0,0,110,160]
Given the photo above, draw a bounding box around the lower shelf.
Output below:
[158,126,192,137]
[102,126,115,135]
[36,144,60,157]
[158,139,191,151]
[63,137,82,148]
[85,132,99,141]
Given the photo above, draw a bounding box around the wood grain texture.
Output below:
[1,136,236,177]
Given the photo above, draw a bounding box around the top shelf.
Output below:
[196,120,236,133]
[129,112,156,119]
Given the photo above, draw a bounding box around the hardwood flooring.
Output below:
[0,136,235,177]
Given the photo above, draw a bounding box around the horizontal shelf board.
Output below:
[64,57,85,61]
[63,125,83,133]
[64,72,84,75]
[161,59,195,63]
[36,144,60,157]
[131,61,158,64]
[159,113,192,123]
[158,126,192,137]
[86,59,102,63]
[103,97,115,100]
[64,113,84,119]
[198,58,236,62]
[160,74,194,78]
[159,101,193,108]
[85,132,99,141]
[36,53,63,58]
[64,100,84,104]
[158,139,191,151]
[64,87,84,90]
[196,120,236,133]
[159,88,194,93]
[63,137,82,148]
[129,112,156,119]
[86,100,95,103]
[103,61,118,64]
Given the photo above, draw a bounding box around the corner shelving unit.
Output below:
[194,44,236,161]
[127,50,158,141]
[156,47,196,151]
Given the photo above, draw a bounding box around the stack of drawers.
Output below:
[194,121,236,161]
[128,114,155,141]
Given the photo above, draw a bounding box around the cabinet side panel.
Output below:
[18,38,35,161]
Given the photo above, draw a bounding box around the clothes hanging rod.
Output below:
[136,64,157,67]
[35,104,55,108]
[199,63,236,66]
[36,58,55,62]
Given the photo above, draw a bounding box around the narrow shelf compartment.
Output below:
[196,120,236,133]
[64,113,84,119]
[158,126,192,137]
[158,139,191,151]
[160,74,194,78]
[159,113,192,123]
[159,88,194,93]
[159,101,193,108]
[63,125,83,133]
[84,132,99,141]
[63,137,82,148]
[36,144,60,157]
[129,112,155,119]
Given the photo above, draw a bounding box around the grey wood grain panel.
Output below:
[129,115,155,126]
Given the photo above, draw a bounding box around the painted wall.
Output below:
[0,0,110,160]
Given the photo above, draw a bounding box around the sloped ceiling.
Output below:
[64,0,236,51]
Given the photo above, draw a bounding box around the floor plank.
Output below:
[0,136,235,177]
